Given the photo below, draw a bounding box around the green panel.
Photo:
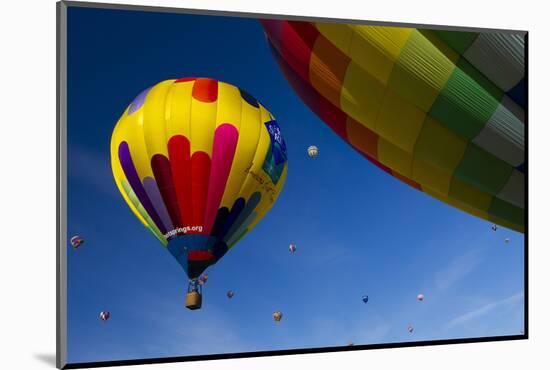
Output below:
[387,30,457,112]
[453,143,514,195]
[432,30,479,54]
[455,58,504,101]
[429,61,501,140]
[488,197,524,230]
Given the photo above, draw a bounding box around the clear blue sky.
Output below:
[66,6,524,364]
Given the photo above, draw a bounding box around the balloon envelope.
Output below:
[273,311,283,322]
[262,21,524,233]
[362,295,369,303]
[111,78,288,280]
[70,235,84,249]
[198,273,208,285]
[307,145,318,158]
[99,311,110,322]
[417,293,425,301]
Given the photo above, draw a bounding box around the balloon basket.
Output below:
[185,291,202,310]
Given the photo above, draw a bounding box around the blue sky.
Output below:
[66,6,524,364]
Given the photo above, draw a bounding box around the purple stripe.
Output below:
[143,177,175,232]
[118,141,167,234]
[128,87,152,115]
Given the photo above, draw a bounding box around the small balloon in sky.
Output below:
[289,243,297,253]
[307,145,318,158]
[99,311,110,322]
[417,293,425,301]
[407,324,414,333]
[347,341,354,346]
[273,311,283,323]
[505,238,510,244]
[226,290,235,299]
[70,235,84,249]
[198,273,209,285]
[491,224,497,231]
[362,295,369,303]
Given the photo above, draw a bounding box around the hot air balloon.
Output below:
[362,295,369,303]
[505,238,510,243]
[99,311,110,322]
[289,243,297,253]
[227,290,235,299]
[307,145,319,158]
[492,224,498,231]
[70,235,84,249]
[262,20,525,233]
[273,311,283,322]
[408,324,414,333]
[347,341,354,346]
[417,293,425,301]
[111,78,288,310]
[198,273,208,286]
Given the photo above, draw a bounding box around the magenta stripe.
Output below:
[203,124,239,234]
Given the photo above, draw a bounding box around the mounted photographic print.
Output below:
[57,1,527,368]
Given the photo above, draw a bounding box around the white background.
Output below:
[0,0,548,369]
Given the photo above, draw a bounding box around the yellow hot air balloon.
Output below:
[111,77,288,309]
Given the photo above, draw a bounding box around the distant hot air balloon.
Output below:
[289,243,297,253]
[307,145,319,158]
[227,290,235,299]
[70,235,84,249]
[492,224,498,231]
[362,295,369,303]
[505,238,510,243]
[347,341,354,346]
[99,311,110,322]
[408,324,414,333]
[198,273,209,286]
[417,293,425,301]
[262,20,525,233]
[111,78,288,310]
[273,311,283,322]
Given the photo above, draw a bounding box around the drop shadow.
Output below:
[34,353,56,367]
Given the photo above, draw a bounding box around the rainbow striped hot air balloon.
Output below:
[111,77,288,309]
[262,20,525,232]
